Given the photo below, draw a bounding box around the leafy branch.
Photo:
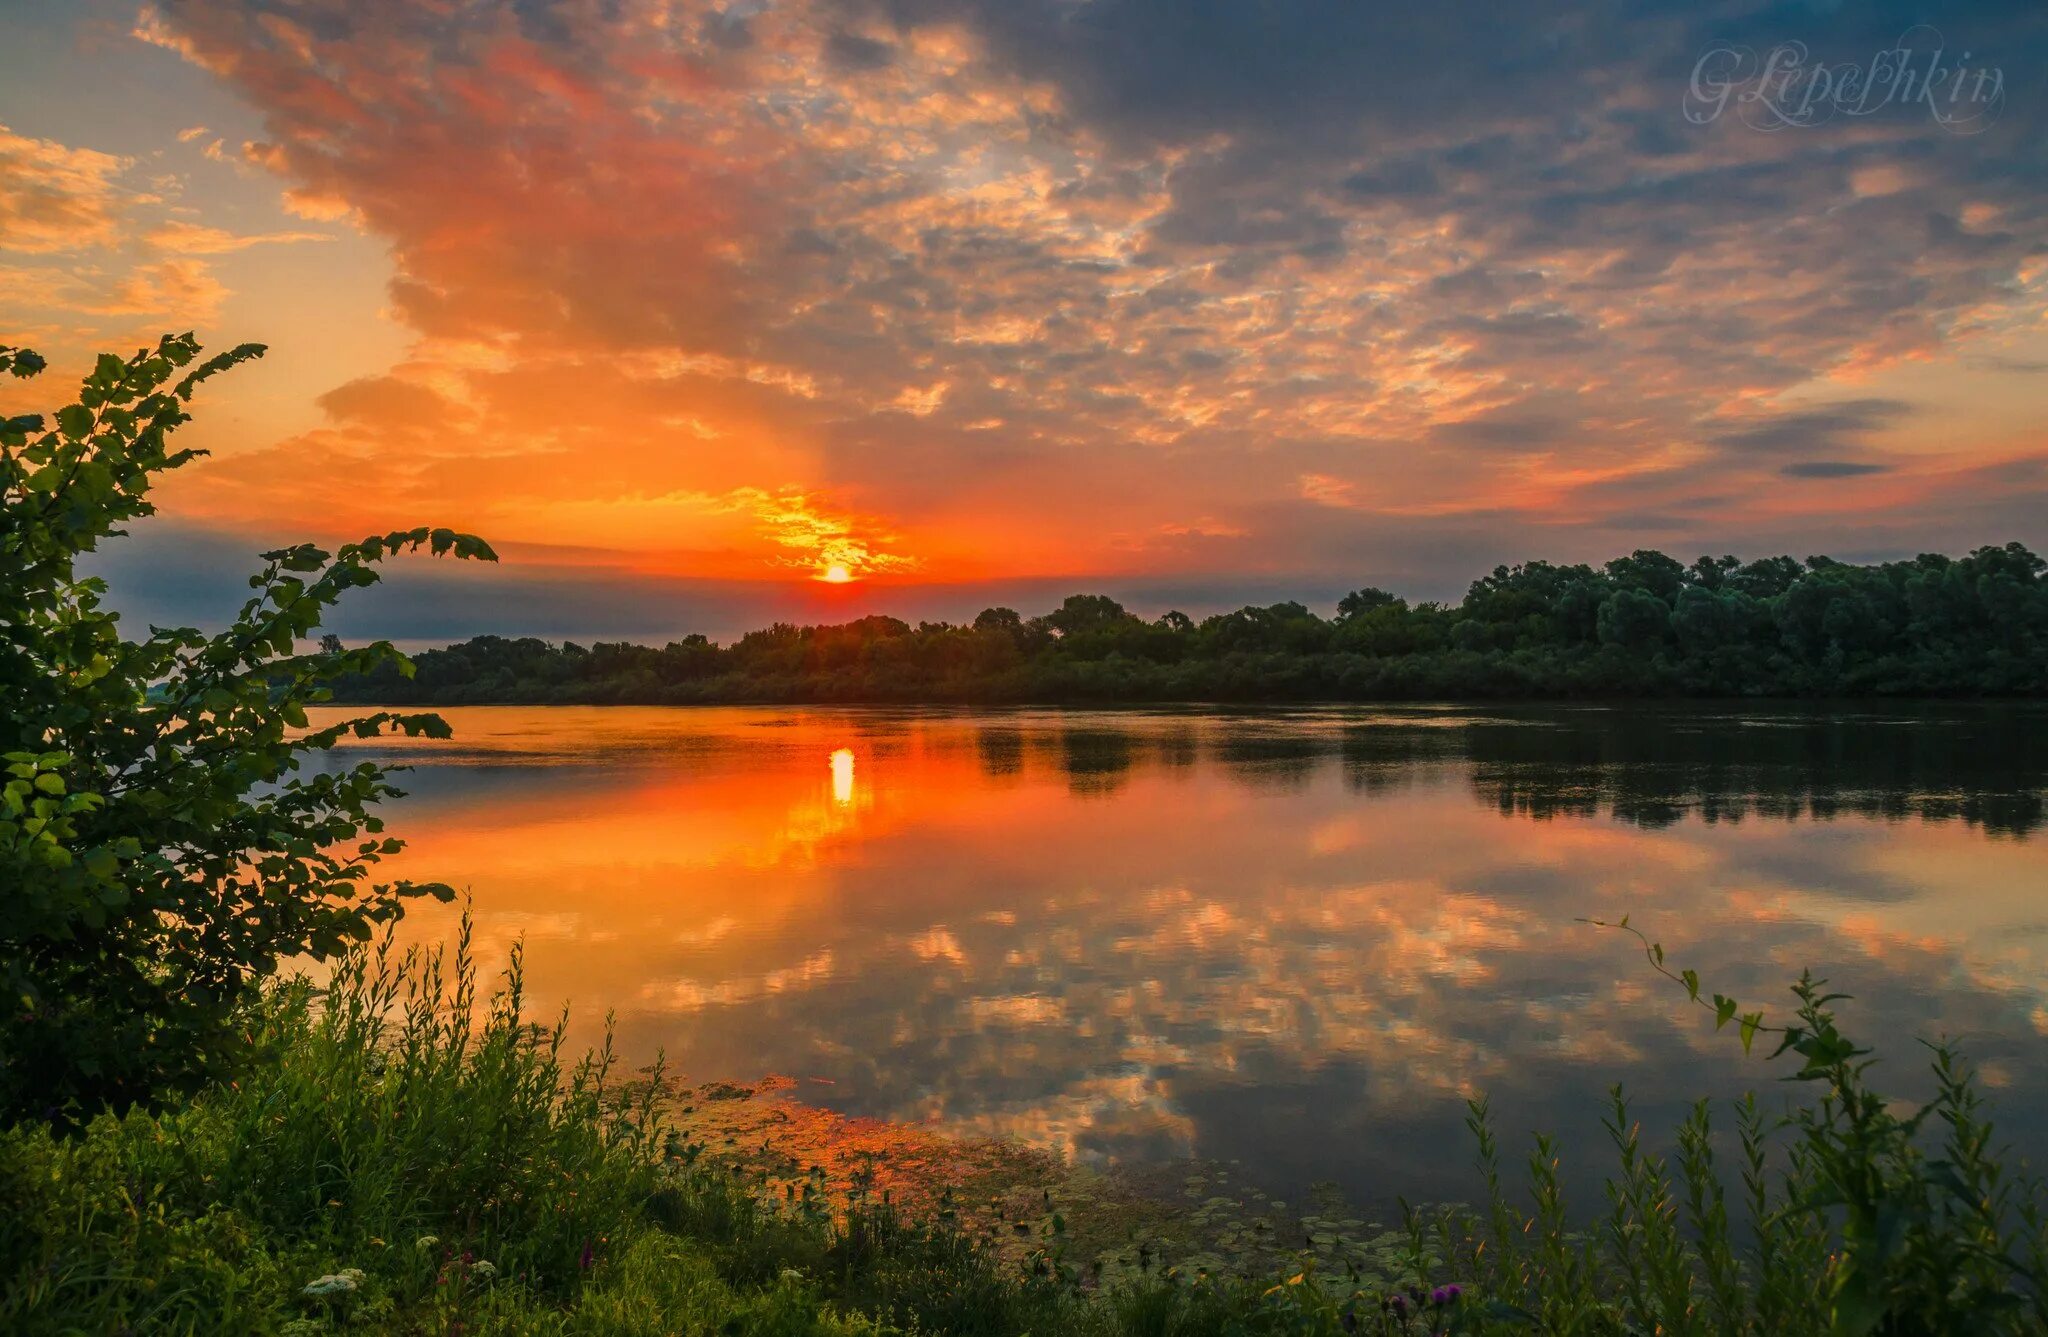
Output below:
[1578,915,1775,1054]
[2,332,499,1131]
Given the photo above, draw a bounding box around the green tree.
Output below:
[1333,596,1425,657]
[1687,553,1741,590]
[1731,554,1805,598]
[1043,593,1131,636]
[0,335,495,1131]
[1597,587,1671,650]
[1334,586,1400,620]
[1671,584,1756,655]
[1604,548,1687,602]
[971,606,1022,634]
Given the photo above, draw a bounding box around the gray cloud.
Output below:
[82,0,2048,638]
[1710,398,1913,460]
[1781,460,1893,479]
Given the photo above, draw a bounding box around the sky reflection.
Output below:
[322,703,2048,1209]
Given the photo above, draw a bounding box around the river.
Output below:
[314,702,2048,1211]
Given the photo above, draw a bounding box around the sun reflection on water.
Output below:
[830,747,855,806]
[319,703,2048,1208]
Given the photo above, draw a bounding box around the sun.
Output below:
[820,563,854,584]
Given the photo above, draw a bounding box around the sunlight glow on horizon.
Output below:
[2,0,2043,633]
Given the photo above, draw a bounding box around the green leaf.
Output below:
[55,404,93,440]
[0,328,491,1129]
[268,544,329,573]
[1831,1270,1885,1337]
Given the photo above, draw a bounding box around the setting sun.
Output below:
[820,564,853,584]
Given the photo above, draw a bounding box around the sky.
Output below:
[2,0,2044,643]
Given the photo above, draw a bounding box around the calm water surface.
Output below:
[319,703,2048,1210]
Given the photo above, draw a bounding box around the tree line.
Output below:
[329,543,2048,704]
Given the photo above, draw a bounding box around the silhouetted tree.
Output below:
[1044,594,1132,636]
[325,545,2048,706]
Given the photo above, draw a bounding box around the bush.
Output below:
[0,335,494,1129]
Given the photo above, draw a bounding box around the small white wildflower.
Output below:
[471,1260,497,1279]
[302,1269,362,1298]
[414,1234,441,1253]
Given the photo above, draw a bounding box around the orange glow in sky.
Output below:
[1,2,2043,636]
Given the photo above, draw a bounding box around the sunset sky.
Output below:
[3,0,2044,641]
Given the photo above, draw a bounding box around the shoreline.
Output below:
[321,694,2048,709]
[663,1076,1424,1287]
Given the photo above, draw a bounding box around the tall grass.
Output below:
[2,920,683,1332]
[1429,930,2048,1335]
[4,916,2046,1334]
[0,924,1434,1334]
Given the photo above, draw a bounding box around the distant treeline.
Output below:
[327,543,2048,704]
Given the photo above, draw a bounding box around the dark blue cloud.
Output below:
[1711,399,1912,456]
[1781,460,1893,478]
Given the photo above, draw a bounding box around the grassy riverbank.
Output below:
[7,923,2047,1334]
[0,930,1450,1335]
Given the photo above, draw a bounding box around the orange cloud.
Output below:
[91,257,230,318]
[10,0,2045,611]
[142,220,333,254]
[0,124,131,254]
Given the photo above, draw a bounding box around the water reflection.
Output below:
[830,748,855,806]
[324,703,2048,1210]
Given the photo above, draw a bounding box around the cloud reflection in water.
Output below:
[326,703,2048,1208]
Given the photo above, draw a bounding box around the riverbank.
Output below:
[0,934,1454,1335]
[660,1075,1429,1293]
[326,642,2048,708]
